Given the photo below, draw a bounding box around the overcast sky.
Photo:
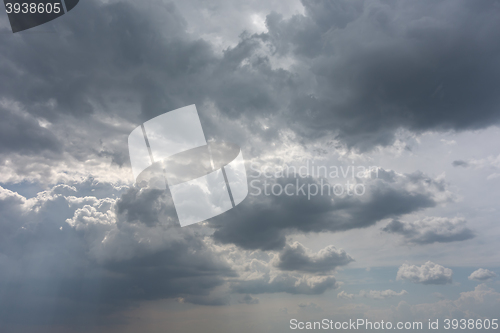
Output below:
[1,0,500,332]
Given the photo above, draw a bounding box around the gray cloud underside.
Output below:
[210,169,451,250]
[0,184,236,324]
[382,217,475,245]
[276,241,353,273]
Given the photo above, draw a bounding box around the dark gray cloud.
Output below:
[263,0,500,150]
[115,186,178,227]
[0,106,61,155]
[452,160,469,168]
[276,241,353,273]
[382,217,475,245]
[0,0,287,158]
[2,0,497,162]
[0,0,216,179]
[0,0,194,120]
[210,169,451,250]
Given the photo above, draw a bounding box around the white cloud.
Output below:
[468,268,497,282]
[397,261,453,285]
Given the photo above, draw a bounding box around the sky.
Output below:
[1,0,500,332]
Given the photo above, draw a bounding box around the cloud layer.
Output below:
[0,0,499,330]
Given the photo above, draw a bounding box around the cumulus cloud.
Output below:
[382,217,475,245]
[0,182,237,325]
[207,240,341,296]
[275,241,353,273]
[452,160,469,168]
[468,269,497,282]
[397,261,453,285]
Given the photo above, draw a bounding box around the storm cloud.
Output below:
[266,0,500,150]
